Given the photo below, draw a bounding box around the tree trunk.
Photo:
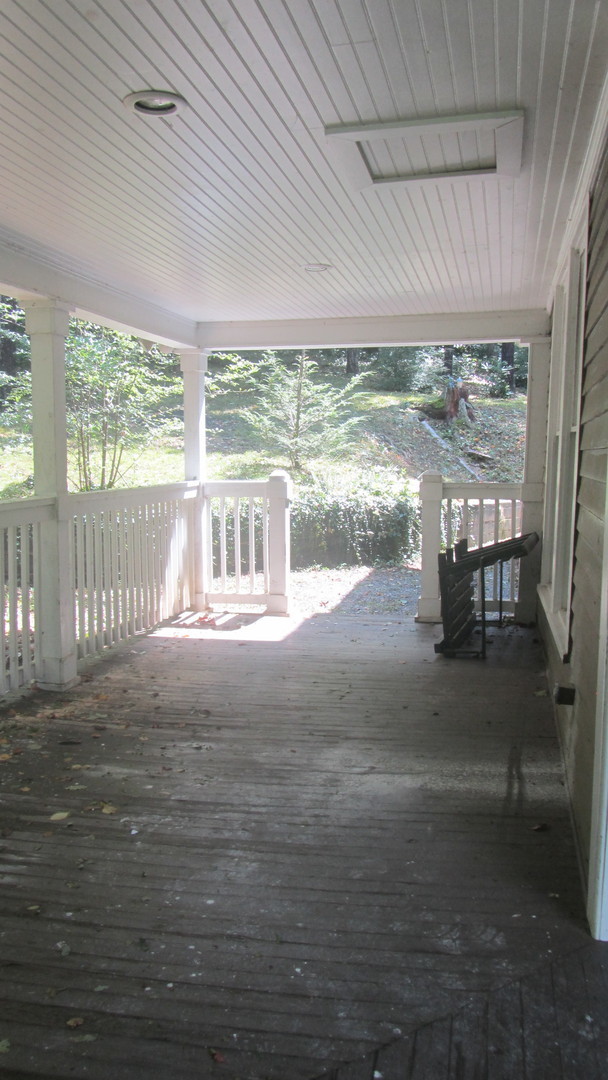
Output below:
[444,380,461,420]
[443,345,454,375]
[345,348,360,376]
[501,341,515,392]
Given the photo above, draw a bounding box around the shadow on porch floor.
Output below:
[0,610,607,1079]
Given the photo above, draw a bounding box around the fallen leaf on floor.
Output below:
[50,811,70,821]
[531,822,549,831]
[0,1039,10,1053]
[0,753,12,762]
[101,802,118,815]
[208,1049,225,1063]
[66,1017,85,1029]
[55,941,71,956]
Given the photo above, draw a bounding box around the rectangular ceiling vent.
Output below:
[325,111,524,190]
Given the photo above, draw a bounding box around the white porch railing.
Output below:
[68,483,199,659]
[0,471,292,695]
[417,471,543,623]
[203,470,292,614]
[0,497,53,692]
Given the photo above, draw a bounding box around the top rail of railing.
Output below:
[0,496,55,526]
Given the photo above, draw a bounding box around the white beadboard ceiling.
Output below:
[0,0,606,341]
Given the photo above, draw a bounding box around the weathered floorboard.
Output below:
[1,612,607,1079]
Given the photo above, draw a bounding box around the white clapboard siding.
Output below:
[568,145,608,876]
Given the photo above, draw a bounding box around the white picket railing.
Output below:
[417,471,537,622]
[68,483,199,659]
[203,471,291,614]
[0,472,292,695]
[0,498,53,692]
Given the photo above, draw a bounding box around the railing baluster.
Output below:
[234,496,241,593]
[219,496,227,591]
[109,511,118,643]
[21,524,33,685]
[262,494,270,593]
[169,500,178,616]
[102,510,111,646]
[32,523,42,679]
[205,496,214,601]
[125,504,135,635]
[248,498,255,590]
[75,516,85,653]
[7,527,18,686]
[140,504,150,627]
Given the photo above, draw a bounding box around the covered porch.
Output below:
[1,2,608,1074]
[1,602,606,1079]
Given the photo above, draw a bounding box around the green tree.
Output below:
[0,297,30,394]
[241,352,366,471]
[64,322,181,489]
[2,315,182,490]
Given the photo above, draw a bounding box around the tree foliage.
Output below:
[0,304,182,490]
[244,353,367,471]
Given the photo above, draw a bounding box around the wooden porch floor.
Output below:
[1,608,607,1079]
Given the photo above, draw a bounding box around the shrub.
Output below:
[208,474,420,574]
[290,477,420,568]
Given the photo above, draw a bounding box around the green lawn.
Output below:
[0,389,527,499]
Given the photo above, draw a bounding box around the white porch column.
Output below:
[416,470,444,622]
[23,299,78,690]
[515,336,551,623]
[179,349,209,609]
[266,469,292,615]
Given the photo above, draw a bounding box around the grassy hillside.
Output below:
[0,386,526,499]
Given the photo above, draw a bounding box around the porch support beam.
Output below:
[416,471,444,622]
[179,349,210,609]
[179,350,209,482]
[1,244,197,349]
[515,336,551,623]
[197,309,550,352]
[266,470,292,615]
[23,299,78,691]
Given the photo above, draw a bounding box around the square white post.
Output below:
[23,299,78,690]
[516,336,550,623]
[266,469,292,614]
[416,470,444,622]
[179,349,209,609]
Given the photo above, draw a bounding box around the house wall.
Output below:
[541,141,608,883]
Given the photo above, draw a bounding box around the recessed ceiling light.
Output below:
[303,262,333,272]
[123,90,187,117]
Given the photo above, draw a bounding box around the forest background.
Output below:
[0,297,528,568]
